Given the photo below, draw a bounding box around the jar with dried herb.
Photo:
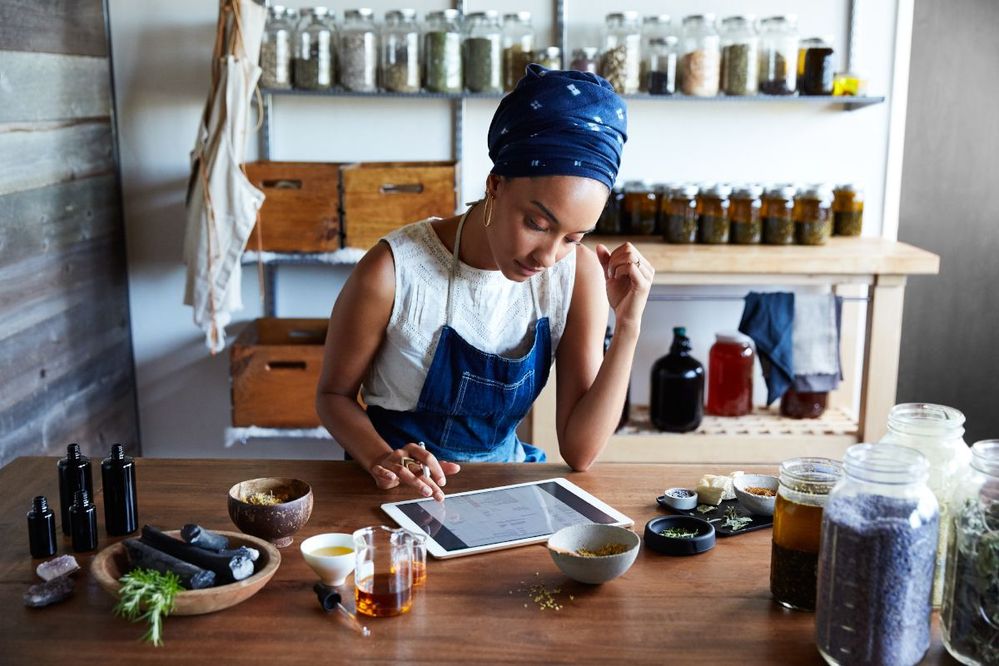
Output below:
[799,36,835,95]
[652,182,674,234]
[680,14,721,97]
[729,185,762,244]
[793,185,833,245]
[533,47,561,71]
[424,9,462,93]
[339,9,378,92]
[719,15,758,96]
[569,47,599,74]
[261,5,294,89]
[293,7,335,91]
[596,187,624,235]
[941,439,999,666]
[645,36,679,95]
[758,16,798,95]
[622,181,656,235]
[771,457,843,611]
[697,184,731,244]
[762,184,796,245]
[380,9,420,93]
[600,12,641,94]
[832,184,864,236]
[464,11,502,93]
[664,184,699,244]
[502,12,534,92]
[639,14,672,93]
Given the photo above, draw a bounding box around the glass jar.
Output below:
[533,46,561,71]
[680,14,721,97]
[816,444,940,666]
[569,47,599,74]
[645,36,679,95]
[502,12,534,91]
[424,9,463,94]
[652,182,674,234]
[780,389,827,419]
[339,9,377,92]
[762,184,796,245]
[464,11,502,93]
[879,403,971,607]
[941,440,999,666]
[596,186,624,234]
[729,185,763,244]
[832,184,864,236]
[381,9,420,93]
[771,457,843,611]
[639,15,672,93]
[285,7,301,30]
[697,184,730,244]
[707,332,754,417]
[719,15,758,95]
[650,327,705,433]
[600,12,641,94]
[799,36,835,95]
[793,185,833,245]
[664,184,699,244]
[624,181,657,235]
[758,15,798,95]
[293,7,335,91]
[261,5,294,89]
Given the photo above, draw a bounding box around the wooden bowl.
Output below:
[227,477,313,548]
[91,530,281,615]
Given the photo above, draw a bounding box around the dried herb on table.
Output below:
[660,527,699,539]
[721,506,753,532]
[114,569,183,646]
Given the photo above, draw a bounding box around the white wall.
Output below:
[109,1,904,458]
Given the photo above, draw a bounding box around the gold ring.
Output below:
[633,259,641,267]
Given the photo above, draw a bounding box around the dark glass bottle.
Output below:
[102,444,138,536]
[27,496,57,558]
[650,327,705,432]
[57,443,93,536]
[604,327,630,431]
[69,490,98,553]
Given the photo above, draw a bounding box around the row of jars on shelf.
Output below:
[597,182,865,246]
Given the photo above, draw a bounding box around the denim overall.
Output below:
[366,207,550,462]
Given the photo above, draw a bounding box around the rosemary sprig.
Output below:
[113,569,182,646]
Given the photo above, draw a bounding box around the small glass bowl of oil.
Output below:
[301,533,356,586]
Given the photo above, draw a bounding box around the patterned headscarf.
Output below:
[487,64,628,191]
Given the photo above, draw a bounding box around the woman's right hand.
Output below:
[368,443,461,502]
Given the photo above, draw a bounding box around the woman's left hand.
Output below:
[595,242,654,329]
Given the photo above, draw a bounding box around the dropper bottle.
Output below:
[57,443,93,536]
[101,444,138,535]
[27,496,57,558]
[69,490,98,552]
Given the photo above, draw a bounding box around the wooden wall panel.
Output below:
[0,0,107,57]
[0,51,111,123]
[0,121,115,196]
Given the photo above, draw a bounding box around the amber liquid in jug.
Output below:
[355,573,413,617]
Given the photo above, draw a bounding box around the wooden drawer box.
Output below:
[231,318,328,427]
[342,161,457,250]
[244,161,341,253]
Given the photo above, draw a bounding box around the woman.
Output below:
[316,65,653,501]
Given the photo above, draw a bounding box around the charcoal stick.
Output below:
[123,539,216,590]
[141,525,254,583]
[181,524,229,551]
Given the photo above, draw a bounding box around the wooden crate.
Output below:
[230,318,328,427]
[244,161,341,252]
[341,161,457,250]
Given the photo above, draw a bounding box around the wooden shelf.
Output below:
[600,406,859,465]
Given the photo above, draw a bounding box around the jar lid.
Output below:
[572,47,600,59]
[834,183,864,195]
[538,46,561,58]
[761,15,797,26]
[271,4,287,15]
[503,11,531,23]
[701,183,732,198]
[607,11,640,24]
[721,15,755,26]
[765,184,797,199]
[643,14,671,25]
[652,182,676,192]
[670,184,700,197]
[467,10,499,19]
[623,180,649,191]
[385,9,416,21]
[683,14,716,24]
[715,331,753,346]
[312,7,330,19]
[345,8,374,20]
[427,9,460,21]
[798,185,834,204]
[731,184,764,199]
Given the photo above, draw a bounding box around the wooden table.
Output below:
[0,458,955,664]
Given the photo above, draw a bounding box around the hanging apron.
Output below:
[366,207,551,462]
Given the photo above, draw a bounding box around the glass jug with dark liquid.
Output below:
[650,327,704,432]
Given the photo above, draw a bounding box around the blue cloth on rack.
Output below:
[739,292,795,405]
[487,64,628,191]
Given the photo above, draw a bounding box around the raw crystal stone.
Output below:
[36,554,80,581]
[23,576,75,608]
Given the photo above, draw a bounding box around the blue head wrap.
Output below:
[487,64,628,191]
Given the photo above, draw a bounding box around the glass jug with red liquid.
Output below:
[707,332,755,417]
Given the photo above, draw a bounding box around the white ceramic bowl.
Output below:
[300,533,356,586]
[547,524,640,585]
[733,474,779,516]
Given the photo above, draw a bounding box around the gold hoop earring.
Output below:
[483,195,494,227]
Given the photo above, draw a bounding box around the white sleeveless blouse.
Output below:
[362,219,577,412]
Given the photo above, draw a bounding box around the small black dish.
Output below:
[644,516,716,556]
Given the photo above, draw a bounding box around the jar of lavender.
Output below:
[816,443,939,666]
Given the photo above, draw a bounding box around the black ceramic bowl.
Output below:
[644,516,716,556]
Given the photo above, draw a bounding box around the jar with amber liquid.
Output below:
[832,184,864,236]
[624,181,657,235]
[729,185,763,244]
[771,457,843,611]
[697,184,731,244]
[794,185,833,245]
[762,184,796,245]
[664,184,699,244]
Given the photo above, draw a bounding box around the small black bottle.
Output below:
[27,496,57,558]
[69,490,98,552]
[650,327,705,433]
[58,443,93,536]
[102,444,138,536]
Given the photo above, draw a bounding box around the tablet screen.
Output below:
[394,480,621,552]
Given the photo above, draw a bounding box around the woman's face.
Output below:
[486,175,608,282]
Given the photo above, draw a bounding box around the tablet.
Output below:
[381,477,634,559]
